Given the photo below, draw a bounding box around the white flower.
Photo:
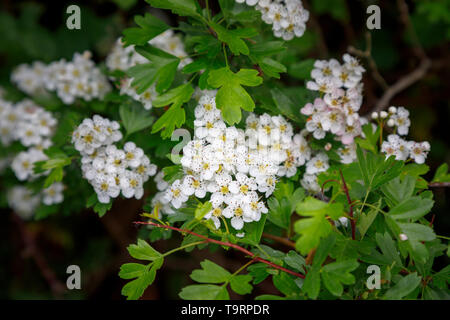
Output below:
[119,170,144,199]
[11,148,48,181]
[407,141,430,164]
[8,186,40,219]
[92,173,120,203]
[301,173,321,193]
[124,142,144,168]
[338,143,357,164]
[391,106,410,136]
[164,179,188,209]
[182,175,207,198]
[155,171,169,191]
[42,182,64,205]
[306,153,329,174]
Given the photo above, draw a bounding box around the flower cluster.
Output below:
[369,106,430,164]
[107,30,192,110]
[11,51,111,104]
[7,186,41,220]
[302,54,366,146]
[0,98,56,148]
[72,115,157,203]
[157,92,312,231]
[11,148,48,181]
[236,0,309,40]
[6,183,64,220]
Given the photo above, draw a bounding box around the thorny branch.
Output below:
[134,220,306,279]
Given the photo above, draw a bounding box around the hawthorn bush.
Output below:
[0,0,449,300]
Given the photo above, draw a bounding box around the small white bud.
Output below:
[380,111,388,119]
[387,119,395,127]
[371,112,379,120]
[324,143,332,151]
[399,233,408,241]
[388,106,397,114]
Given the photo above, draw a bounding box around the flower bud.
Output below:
[380,111,388,119]
[399,233,408,241]
[387,119,395,127]
[324,143,332,151]
[388,106,397,114]
[371,112,378,120]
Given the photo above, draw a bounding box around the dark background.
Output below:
[0,0,449,299]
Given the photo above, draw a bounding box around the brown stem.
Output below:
[348,32,389,90]
[339,169,356,240]
[262,233,296,249]
[11,213,65,298]
[373,58,431,112]
[134,221,305,279]
[428,182,450,188]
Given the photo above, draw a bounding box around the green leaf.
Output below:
[294,197,343,255]
[43,167,63,188]
[195,201,212,220]
[357,201,380,239]
[432,163,450,182]
[303,234,336,299]
[241,214,267,245]
[121,257,163,300]
[127,239,162,261]
[273,272,299,296]
[190,259,231,284]
[119,263,147,279]
[258,57,287,79]
[86,194,112,217]
[151,105,185,139]
[151,83,194,138]
[179,284,230,300]
[270,88,304,123]
[381,176,416,206]
[284,251,306,272]
[128,45,179,94]
[145,0,199,17]
[211,23,257,55]
[383,272,421,300]
[356,146,404,190]
[230,275,253,295]
[302,268,320,299]
[398,223,436,242]
[122,13,169,46]
[288,59,315,80]
[389,196,434,221]
[321,259,359,296]
[247,263,269,285]
[153,83,194,109]
[208,67,262,125]
[377,232,403,267]
[119,103,154,136]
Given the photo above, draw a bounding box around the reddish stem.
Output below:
[134,221,305,279]
[339,169,356,240]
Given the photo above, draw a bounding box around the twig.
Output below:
[396,0,427,60]
[302,0,328,58]
[11,213,65,298]
[262,233,296,249]
[134,221,305,279]
[339,169,356,240]
[373,58,431,112]
[372,0,431,112]
[428,182,450,188]
[348,32,389,90]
